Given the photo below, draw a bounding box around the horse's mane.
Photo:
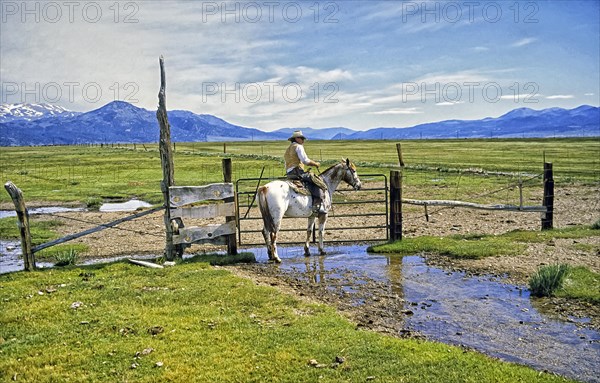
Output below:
[320,161,344,177]
[320,160,354,177]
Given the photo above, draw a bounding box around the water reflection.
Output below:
[0,206,85,219]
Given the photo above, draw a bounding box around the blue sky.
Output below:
[1,0,598,131]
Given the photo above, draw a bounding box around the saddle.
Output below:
[286,172,327,196]
[287,180,311,196]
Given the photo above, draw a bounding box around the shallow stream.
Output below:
[247,245,600,383]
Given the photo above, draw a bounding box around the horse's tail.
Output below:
[257,185,277,233]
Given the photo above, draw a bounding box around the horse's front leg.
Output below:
[317,213,328,255]
[304,216,316,257]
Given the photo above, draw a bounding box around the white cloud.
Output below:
[436,101,464,106]
[546,95,574,99]
[584,93,595,96]
[369,108,423,115]
[510,37,537,48]
[511,38,537,48]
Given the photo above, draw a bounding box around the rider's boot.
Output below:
[311,197,322,215]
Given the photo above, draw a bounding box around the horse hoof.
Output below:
[319,250,327,256]
[274,257,282,263]
[304,249,311,257]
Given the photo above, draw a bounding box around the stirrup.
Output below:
[311,205,320,215]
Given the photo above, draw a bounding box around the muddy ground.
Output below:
[3,184,599,334]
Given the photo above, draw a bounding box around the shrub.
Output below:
[528,264,571,297]
[592,218,600,230]
[85,197,103,211]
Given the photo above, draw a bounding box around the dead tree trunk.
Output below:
[157,56,177,261]
[4,182,35,271]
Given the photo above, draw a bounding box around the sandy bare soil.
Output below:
[22,184,598,277]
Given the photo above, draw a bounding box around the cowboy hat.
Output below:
[288,130,306,141]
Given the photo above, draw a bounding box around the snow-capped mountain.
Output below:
[0,101,286,146]
[0,103,80,122]
[0,102,598,146]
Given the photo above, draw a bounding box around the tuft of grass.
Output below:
[592,218,600,230]
[529,264,571,298]
[85,197,103,211]
[53,249,79,267]
[36,244,88,260]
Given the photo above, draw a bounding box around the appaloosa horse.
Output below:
[257,159,362,263]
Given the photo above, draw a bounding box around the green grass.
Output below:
[0,217,64,246]
[368,234,526,259]
[0,261,573,383]
[1,138,598,206]
[529,264,571,298]
[0,216,88,258]
[558,266,600,303]
[369,225,600,259]
[183,251,256,266]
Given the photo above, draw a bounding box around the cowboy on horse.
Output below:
[284,130,328,215]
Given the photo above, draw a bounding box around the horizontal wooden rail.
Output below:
[33,206,164,253]
[402,198,547,213]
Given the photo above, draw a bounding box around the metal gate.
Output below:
[235,174,388,246]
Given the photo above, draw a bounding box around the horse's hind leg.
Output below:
[262,227,273,260]
[304,216,316,257]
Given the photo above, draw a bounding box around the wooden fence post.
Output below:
[542,162,554,230]
[157,56,176,261]
[222,158,238,255]
[4,182,35,271]
[389,171,402,241]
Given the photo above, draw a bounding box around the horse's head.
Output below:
[342,158,361,190]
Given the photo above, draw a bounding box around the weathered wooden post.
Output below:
[222,158,237,255]
[157,56,176,260]
[4,182,35,271]
[389,143,405,241]
[542,162,554,230]
[389,171,402,241]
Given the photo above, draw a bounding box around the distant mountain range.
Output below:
[0,101,598,146]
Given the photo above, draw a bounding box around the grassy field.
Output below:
[0,140,597,382]
[0,138,598,205]
[0,259,575,383]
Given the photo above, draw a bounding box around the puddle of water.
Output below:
[247,244,600,383]
[0,241,54,273]
[99,199,152,212]
[0,206,85,219]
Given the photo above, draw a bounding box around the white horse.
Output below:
[257,159,362,263]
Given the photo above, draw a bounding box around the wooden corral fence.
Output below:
[168,178,237,254]
[389,144,554,241]
[157,56,237,260]
[235,174,389,246]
